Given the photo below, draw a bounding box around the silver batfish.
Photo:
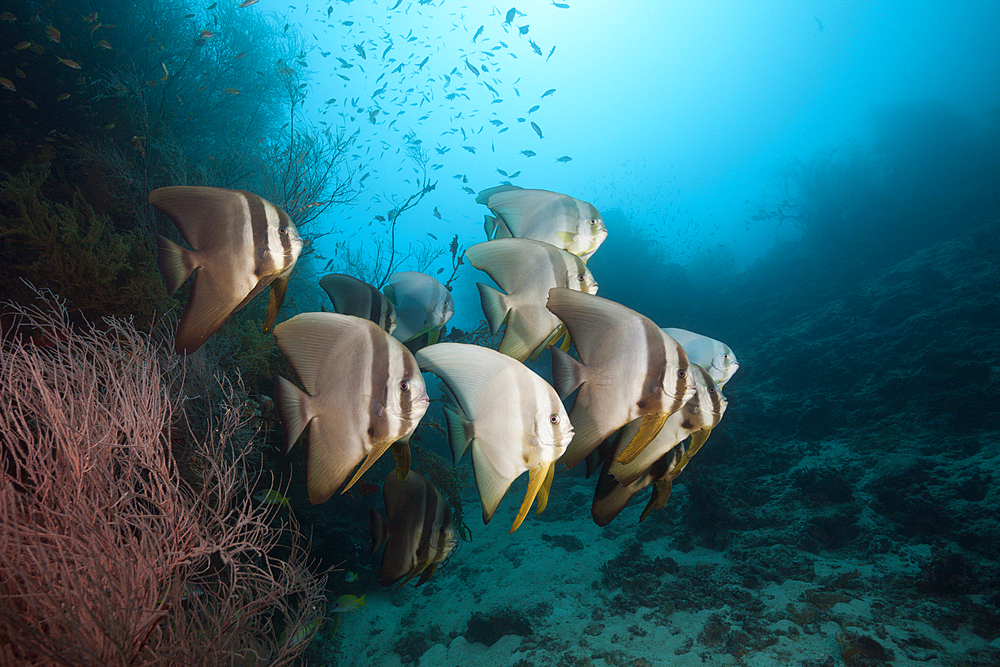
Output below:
[370,470,457,587]
[415,343,572,533]
[150,186,303,354]
[467,238,598,362]
[319,273,397,334]
[547,288,696,470]
[273,313,429,504]
[477,185,607,262]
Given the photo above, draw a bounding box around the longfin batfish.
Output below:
[319,273,397,334]
[546,288,695,470]
[466,238,598,362]
[662,327,738,389]
[150,186,302,354]
[476,185,607,262]
[608,364,726,487]
[273,313,429,504]
[370,470,456,587]
[383,271,455,345]
[415,343,572,533]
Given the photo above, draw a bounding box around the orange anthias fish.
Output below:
[46,23,60,42]
[56,57,81,69]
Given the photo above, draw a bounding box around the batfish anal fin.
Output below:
[342,437,396,494]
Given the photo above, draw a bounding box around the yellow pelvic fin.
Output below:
[534,460,557,514]
[342,438,396,493]
[263,276,289,333]
[671,428,712,478]
[391,440,411,481]
[511,462,551,533]
[615,412,668,465]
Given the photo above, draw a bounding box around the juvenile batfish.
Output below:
[150,187,302,354]
[415,343,572,533]
[383,271,454,345]
[273,313,429,504]
[546,289,695,469]
[371,470,457,587]
[662,328,739,388]
[476,185,607,261]
[319,273,396,334]
[467,238,598,362]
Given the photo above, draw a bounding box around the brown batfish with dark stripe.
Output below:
[150,186,303,354]
[319,273,397,334]
[273,313,429,504]
[591,364,728,526]
[546,288,696,470]
[370,470,457,587]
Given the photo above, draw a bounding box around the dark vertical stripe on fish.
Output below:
[669,337,690,416]
[399,349,415,423]
[640,320,666,413]
[276,207,293,261]
[367,285,382,325]
[414,482,437,574]
[246,192,272,278]
[366,326,390,441]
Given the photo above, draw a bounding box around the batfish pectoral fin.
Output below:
[391,440,411,481]
[342,438,396,494]
[554,230,577,245]
[263,276,289,333]
[615,412,669,465]
[534,459,557,515]
[511,461,552,534]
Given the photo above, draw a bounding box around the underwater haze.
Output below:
[1,0,1000,666]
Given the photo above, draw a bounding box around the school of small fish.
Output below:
[148,180,739,591]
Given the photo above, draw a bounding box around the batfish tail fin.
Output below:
[476,282,511,335]
[274,375,311,454]
[155,234,196,294]
[443,404,474,464]
[549,345,585,399]
[370,508,388,554]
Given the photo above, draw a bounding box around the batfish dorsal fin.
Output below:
[149,186,251,251]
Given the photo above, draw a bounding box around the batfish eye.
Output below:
[399,380,410,392]
[549,414,560,425]
[278,226,288,235]
[577,274,585,282]
[589,219,597,227]
[708,386,717,394]
[677,369,687,379]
